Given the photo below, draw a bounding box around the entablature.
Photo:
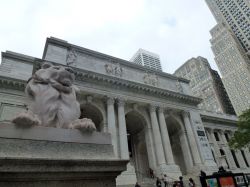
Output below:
[42,37,193,96]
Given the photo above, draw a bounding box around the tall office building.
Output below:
[205,0,250,115]
[205,0,250,54]
[210,23,250,115]
[130,48,162,71]
[174,56,235,115]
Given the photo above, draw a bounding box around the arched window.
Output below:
[231,150,240,168]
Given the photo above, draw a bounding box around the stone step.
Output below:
[182,174,201,187]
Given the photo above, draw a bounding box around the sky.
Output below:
[0,0,217,74]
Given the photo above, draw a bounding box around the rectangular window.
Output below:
[214,132,220,141]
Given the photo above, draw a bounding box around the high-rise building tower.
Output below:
[205,0,250,115]
[210,23,250,115]
[130,49,162,71]
[174,56,235,115]
[205,0,250,54]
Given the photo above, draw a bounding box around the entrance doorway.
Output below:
[166,116,187,174]
[125,111,150,181]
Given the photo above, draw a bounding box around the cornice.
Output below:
[200,111,238,124]
[0,76,26,91]
[1,57,201,106]
[43,37,190,83]
[2,51,36,64]
[73,68,202,106]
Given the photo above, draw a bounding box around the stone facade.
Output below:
[1,37,250,186]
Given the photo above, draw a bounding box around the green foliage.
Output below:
[229,108,250,150]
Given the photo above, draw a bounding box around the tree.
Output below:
[229,108,250,150]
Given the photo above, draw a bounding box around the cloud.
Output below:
[0,0,217,73]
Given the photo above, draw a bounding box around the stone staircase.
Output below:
[182,174,201,187]
[117,177,155,187]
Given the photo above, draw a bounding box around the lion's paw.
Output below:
[69,118,96,132]
[12,111,41,127]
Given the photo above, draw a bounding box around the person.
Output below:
[135,182,141,187]
[156,177,162,187]
[218,166,226,173]
[149,168,155,178]
[200,170,206,177]
[179,176,184,187]
[173,181,181,187]
[189,178,195,187]
[163,174,169,187]
[200,170,207,187]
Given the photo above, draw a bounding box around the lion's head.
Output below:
[31,63,75,93]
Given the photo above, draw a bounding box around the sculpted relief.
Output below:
[66,49,77,66]
[176,80,184,93]
[105,63,123,77]
[12,63,96,131]
[143,72,159,86]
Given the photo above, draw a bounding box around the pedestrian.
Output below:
[179,176,184,187]
[149,168,155,178]
[163,174,169,187]
[200,170,207,187]
[156,177,162,187]
[188,178,195,187]
[173,181,181,187]
[135,182,141,187]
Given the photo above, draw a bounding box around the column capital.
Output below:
[217,129,225,134]
[181,110,190,118]
[117,97,126,107]
[206,127,214,133]
[213,128,221,133]
[106,97,115,105]
[149,104,158,112]
[158,106,165,113]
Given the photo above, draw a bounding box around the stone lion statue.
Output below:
[12,62,96,131]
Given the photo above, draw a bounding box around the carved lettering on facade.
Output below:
[143,73,159,86]
[66,49,78,66]
[105,63,123,77]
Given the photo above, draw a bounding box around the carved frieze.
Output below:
[66,49,78,66]
[176,80,183,93]
[143,73,158,86]
[104,63,123,77]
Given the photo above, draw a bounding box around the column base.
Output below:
[156,163,182,180]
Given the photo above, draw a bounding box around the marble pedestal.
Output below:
[0,122,128,187]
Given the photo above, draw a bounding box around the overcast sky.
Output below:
[0,0,217,74]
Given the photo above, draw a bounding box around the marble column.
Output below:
[235,150,247,168]
[145,123,157,171]
[117,98,129,160]
[179,129,194,170]
[149,105,166,166]
[228,132,247,169]
[218,130,237,169]
[182,111,202,165]
[107,97,118,157]
[243,148,250,167]
[157,107,175,165]
[207,128,221,164]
